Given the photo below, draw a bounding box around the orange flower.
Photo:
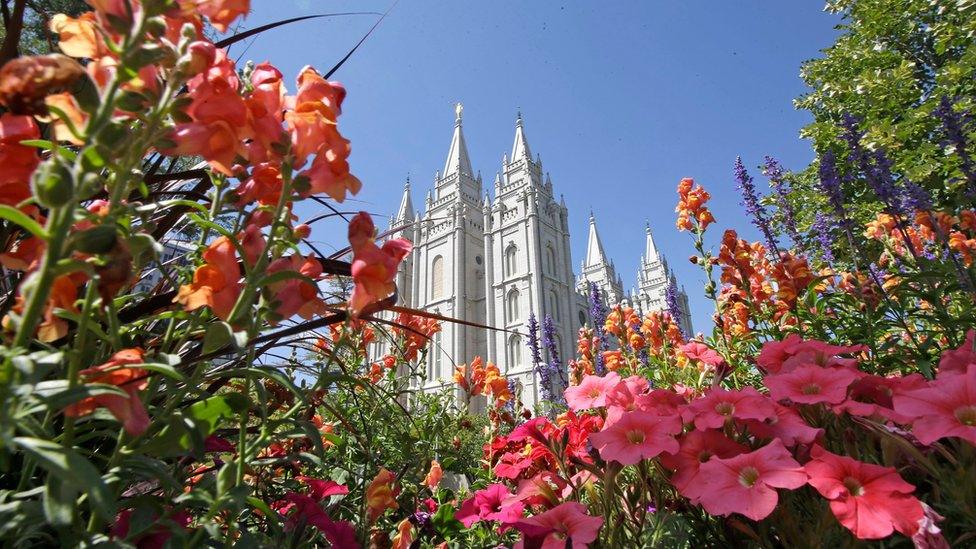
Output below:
[347,212,412,318]
[675,177,715,232]
[0,54,85,115]
[191,0,249,33]
[391,518,414,549]
[365,468,398,523]
[266,254,326,322]
[423,459,443,490]
[64,348,150,436]
[176,236,241,320]
[39,92,88,145]
[13,272,86,343]
[602,350,623,371]
[0,113,40,202]
[950,231,976,266]
[50,12,102,58]
[771,253,814,307]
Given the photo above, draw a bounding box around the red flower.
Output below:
[684,387,776,430]
[893,364,976,446]
[564,372,621,411]
[805,445,923,539]
[347,212,412,318]
[693,439,807,521]
[266,254,327,322]
[589,411,681,465]
[765,364,860,405]
[512,501,603,549]
[0,113,40,205]
[455,483,524,527]
[660,430,747,498]
[64,349,150,436]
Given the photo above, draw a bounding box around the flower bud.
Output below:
[144,16,167,38]
[71,224,117,254]
[688,255,699,264]
[179,41,216,76]
[32,161,74,208]
[294,223,312,239]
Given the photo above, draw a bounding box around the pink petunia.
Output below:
[660,430,747,499]
[679,341,724,367]
[296,476,349,500]
[564,372,621,411]
[937,330,975,375]
[805,445,923,539]
[892,363,976,446]
[765,364,861,405]
[742,402,823,446]
[455,483,525,528]
[693,439,807,521]
[837,373,927,423]
[513,501,603,549]
[589,411,681,465]
[684,387,776,430]
[605,376,652,425]
[757,335,864,375]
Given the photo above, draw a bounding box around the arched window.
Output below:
[508,334,522,369]
[546,244,556,275]
[507,289,520,323]
[505,244,518,277]
[431,256,444,299]
[549,290,560,321]
[429,330,442,380]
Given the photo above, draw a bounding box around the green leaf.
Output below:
[42,476,74,526]
[14,437,115,521]
[186,393,250,435]
[37,382,127,410]
[431,502,463,538]
[0,205,48,239]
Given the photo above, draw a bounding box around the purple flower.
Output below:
[542,314,567,403]
[526,312,543,367]
[816,149,845,215]
[588,283,609,375]
[901,180,932,212]
[934,96,976,189]
[665,280,687,339]
[734,156,779,255]
[762,156,801,246]
[812,212,836,263]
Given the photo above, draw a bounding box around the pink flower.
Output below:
[455,484,524,528]
[893,363,976,446]
[564,372,621,411]
[805,445,923,539]
[589,411,681,465]
[680,341,724,367]
[604,375,651,424]
[659,430,747,498]
[684,387,776,430]
[693,439,807,521]
[741,402,823,446]
[513,501,603,549]
[837,373,927,423]
[937,330,975,375]
[757,335,863,375]
[296,476,349,500]
[765,364,860,405]
[347,212,412,318]
[266,254,327,322]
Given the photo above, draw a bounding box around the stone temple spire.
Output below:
[443,102,473,177]
[644,221,659,262]
[511,110,532,160]
[393,177,414,224]
[584,211,609,268]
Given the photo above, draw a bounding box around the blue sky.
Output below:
[238,1,841,332]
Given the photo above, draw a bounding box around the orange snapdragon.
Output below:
[64,348,150,436]
[676,177,715,232]
[347,212,412,318]
[365,468,398,523]
[176,236,241,320]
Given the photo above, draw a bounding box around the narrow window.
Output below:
[431,255,444,299]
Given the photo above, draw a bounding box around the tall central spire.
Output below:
[584,212,609,267]
[511,110,532,160]
[644,221,659,262]
[443,102,473,177]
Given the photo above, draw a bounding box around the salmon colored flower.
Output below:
[589,411,681,465]
[893,364,976,446]
[771,253,814,306]
[660,430,747,499]
[741,402,823,446]
[564,372,621,411]
[805,445,923,539]
[392,518,413,549]
[684,386,776,430]
[423,459,443,490]
[757,334,863,375]
[64,348,150,435]
[937,330,975,375]
[675,177,715,232]
[49,12,102,58]
[266,254,326,322]
[679,341,723,367]
[175,236,241,320]
[693,439,806,520]
[765,364,860,405]
[192,0,250,33]
[365,468,398,523]
[512,501,603,549]
[40,92,88,145]
[455,483,524,528]
[347,212,412,318]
